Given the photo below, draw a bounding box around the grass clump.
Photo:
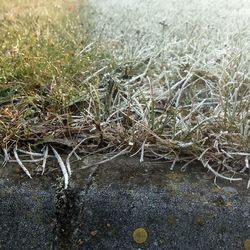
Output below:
[0,0,113,145]
[83,0,250,186]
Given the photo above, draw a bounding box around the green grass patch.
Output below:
[0,0,116,146]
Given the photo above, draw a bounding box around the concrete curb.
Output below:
[1,157,250,249]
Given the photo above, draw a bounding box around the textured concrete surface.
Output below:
[0,176,56,250]
[0,157,250,249]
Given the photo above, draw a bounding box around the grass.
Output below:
[0,0,113,144]
[0,0,250,188]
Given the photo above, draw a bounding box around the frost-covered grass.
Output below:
[1,0,250,187]
[88,0,250,186]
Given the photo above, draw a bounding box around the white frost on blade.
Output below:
[3,148,9,166]
[89,0,250,63]
[51,146,69,189]
[42,146,49,175]
[13,147,32,179]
